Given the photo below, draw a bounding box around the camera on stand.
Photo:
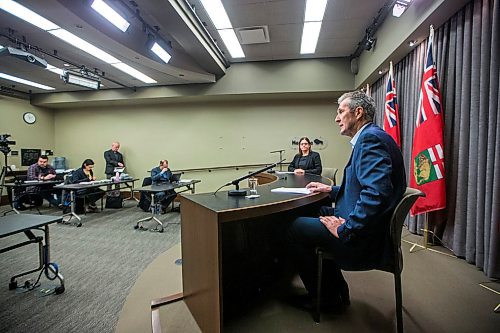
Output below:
[0,134,16,155]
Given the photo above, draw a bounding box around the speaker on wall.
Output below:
[350,57,359,75]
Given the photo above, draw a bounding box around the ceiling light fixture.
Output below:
[300,0,328,55]
[200,0,232,30]
[61,70,101,90]
[408,40,417,47]
[199,0,245,59]
[111,62,156,84]
[304,0,328,21]
[46,64,64,75]
[393,0,412,17]
[300,21,322,54]
[150,42,172,64]
[217,29,245,58]
[0,72,55,90]
[1,1,156,84]
[91,0,130,32]
[0,0,60,31]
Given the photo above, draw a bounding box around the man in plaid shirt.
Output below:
[26,155,61,208]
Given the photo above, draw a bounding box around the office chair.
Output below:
[314,187,425,333]
[321,168,338,185]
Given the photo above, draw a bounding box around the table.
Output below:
[3,180,63,215]
[55,178,138,223]
[134,180,200,232]
[0,214,65,294]
[177,173,332,332]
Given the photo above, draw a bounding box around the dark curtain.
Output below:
[371,0,499,278]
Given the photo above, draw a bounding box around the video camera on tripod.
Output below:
[0,134,16,155]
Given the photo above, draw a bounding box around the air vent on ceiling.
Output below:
[235,26,270,45]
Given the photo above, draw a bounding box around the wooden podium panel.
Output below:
[179,173,332,333]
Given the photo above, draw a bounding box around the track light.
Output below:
[364,36,376,51]
[61,70,101,90]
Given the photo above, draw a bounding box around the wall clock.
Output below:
[23,112,36,124]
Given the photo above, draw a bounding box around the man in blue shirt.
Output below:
[151,160,176,213]
[287,91,406,311]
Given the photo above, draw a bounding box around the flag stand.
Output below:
[403,213,456,258]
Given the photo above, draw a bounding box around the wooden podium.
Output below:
[178,173,332,333]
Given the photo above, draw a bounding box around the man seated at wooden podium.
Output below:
[286,91,407,311]
[150,160,176,213]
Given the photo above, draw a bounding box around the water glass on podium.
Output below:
[248,177,258,195]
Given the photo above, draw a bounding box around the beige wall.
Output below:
[53,97,351,193]
[0,95,55,171]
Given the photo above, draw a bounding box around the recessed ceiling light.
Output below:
[378,69,385,75]
[408,40,417,47]
[0,72,55,90]
[91,0,130,32]
[111,62,157,83]
[150,42,172,64]
[0,0,60,31]
[200,0,232,30]
[300,22,322,54]
[63,63,71,67]
[217,29,245,58]
[304,0,328,22]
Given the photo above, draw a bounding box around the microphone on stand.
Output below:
[270,149,285,171]
[213,159,286,196]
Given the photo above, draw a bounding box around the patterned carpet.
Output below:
[0,200,180,333]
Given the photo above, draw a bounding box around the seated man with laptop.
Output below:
[150,160,178,213]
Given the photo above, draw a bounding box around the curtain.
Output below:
[371,0,499,278]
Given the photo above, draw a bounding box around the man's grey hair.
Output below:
[338,90,376,121]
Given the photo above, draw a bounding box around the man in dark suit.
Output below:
[103,141,124,178]
[287,90,407,309]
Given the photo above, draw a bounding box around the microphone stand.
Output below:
[270,150,285,171]
[214,159,285,196]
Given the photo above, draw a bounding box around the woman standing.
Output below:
[288,137,322,175]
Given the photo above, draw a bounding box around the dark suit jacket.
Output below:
[288,151,322,175]
[330,123,406,269]
[104,149,124,175]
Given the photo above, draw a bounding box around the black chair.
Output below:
[315,187,425,332]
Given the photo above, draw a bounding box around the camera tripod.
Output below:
[0,151,12,205]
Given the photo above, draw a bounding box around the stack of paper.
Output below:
[271,187,311,194]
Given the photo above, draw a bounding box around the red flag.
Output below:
[410,26,446,215]
[383,61,401,147]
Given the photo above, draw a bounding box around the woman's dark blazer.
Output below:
[288,151,322,175]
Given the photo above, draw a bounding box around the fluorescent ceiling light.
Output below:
[111,62,157,83]
[300,22,322,54]
[200,0,232,29]
[0,72,55,90]
[62,71,100,90]
[91,0,130,32]
[151,42,171,64]
[304,0,328,22]
[218,29,245,58]
[46,64,64,75]
[48,28,121,64]
[2,1,156,84]
[0,0,60,31]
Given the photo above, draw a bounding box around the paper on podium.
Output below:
[271,187,311,194]
[114,167,125,173]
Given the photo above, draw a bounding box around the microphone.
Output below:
[213,159,286,196]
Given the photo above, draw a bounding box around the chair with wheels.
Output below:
[315,187,425,333]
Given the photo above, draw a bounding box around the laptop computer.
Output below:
[171,173,182,183]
